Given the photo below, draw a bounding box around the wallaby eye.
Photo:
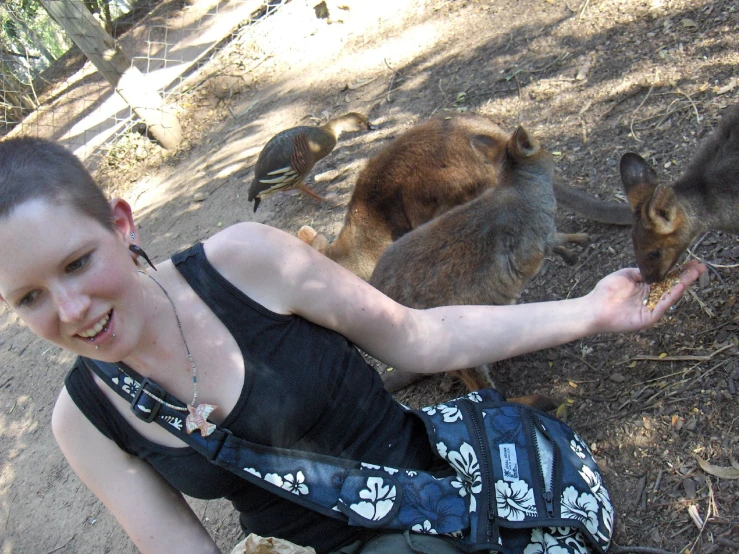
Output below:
[647,250,661,261]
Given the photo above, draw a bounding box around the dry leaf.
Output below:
[576,58,592,81]
[715,77,737,95]
[695,455,739,479]
[346,77,378,90]
[680,18,698,28]
[568,381,578,388]
[231,533,317,554]
[673,416,684,431]
[688,504,703,529]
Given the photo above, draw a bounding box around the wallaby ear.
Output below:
[619,152,660,211]
[509,126,540,159]
[470,134,505,165]
[646,184,679,234]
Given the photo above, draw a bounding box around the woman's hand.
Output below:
[587,260,706,334]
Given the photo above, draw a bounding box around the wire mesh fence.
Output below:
[0,0,286,165]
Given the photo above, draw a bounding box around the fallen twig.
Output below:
[687,245,739,270]
[629,85,654,142]
[578,0,591,21]
[610,545,677,554]
[45,534,76,554]
[630,343,734,362]
[684,477,716,554]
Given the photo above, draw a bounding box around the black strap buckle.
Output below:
[206,428,233,462]
[130,378,166,423]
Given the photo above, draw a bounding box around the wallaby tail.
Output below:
[553,180,632,226]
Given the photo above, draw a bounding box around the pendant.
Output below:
[185,403,218,437]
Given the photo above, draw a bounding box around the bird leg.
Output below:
[295,182,331,202]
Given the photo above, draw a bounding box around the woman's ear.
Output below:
[109,198,136,244]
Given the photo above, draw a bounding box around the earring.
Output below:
[130,231,136,241]
[129,244,158,271]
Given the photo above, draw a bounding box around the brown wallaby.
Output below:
[368,125,585,395]
[620,104,739,283]
[298,113,629,280]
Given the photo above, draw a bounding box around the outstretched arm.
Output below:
[207,223,704,375]
[52,389,222,554]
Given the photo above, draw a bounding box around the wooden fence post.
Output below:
[39,0,183,150]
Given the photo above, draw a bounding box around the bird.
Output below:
[248,112,376,212]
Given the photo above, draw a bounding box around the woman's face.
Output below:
[0,197,144,360]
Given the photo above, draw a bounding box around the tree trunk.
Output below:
[38,0,182,150]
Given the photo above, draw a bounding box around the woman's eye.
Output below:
[66,253,91,273]
[18,290,40,308]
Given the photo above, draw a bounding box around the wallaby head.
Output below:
[620,152,695,283]
[621,105,739,282]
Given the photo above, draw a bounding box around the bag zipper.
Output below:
[460,399,497,545]
[530,412,557,518]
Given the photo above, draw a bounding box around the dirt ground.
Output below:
[1,0,738,552]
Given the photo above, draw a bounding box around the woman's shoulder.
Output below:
[204,222,290,263]
[51,385,85,443]
[200,222,302,314]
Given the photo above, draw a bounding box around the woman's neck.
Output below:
[120,269,190,379]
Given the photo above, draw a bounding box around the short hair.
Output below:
[0,137,114,229]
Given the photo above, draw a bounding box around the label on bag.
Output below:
[499,443,519,482]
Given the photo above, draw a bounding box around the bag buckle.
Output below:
[130,378,166,423]
[206,428,233,462]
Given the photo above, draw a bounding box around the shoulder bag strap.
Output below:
[80,357,360,521]
[81,357,473,539]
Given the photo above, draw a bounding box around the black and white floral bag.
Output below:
[84,358,614,553]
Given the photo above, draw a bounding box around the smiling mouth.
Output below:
[78,311,111,339]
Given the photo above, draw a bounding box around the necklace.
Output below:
[120,271,218,437]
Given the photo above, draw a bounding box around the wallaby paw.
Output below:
[507,394,557,412]
[553,245,579,265]
[451,366,495,392]
[297,225,318,244]
[566,232,590,244]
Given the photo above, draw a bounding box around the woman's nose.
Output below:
[54,286,91,323]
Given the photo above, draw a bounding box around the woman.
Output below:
[0,137,704,554]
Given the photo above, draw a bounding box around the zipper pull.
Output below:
[487,512,498,542]
[544,491,554,518]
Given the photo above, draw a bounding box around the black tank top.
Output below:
[65,242,437,553]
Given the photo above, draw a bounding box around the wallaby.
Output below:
[298,113,629,280]
[368,125,585,395]
[620,104,739,283]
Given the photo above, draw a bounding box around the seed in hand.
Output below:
[644,269,682,311]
